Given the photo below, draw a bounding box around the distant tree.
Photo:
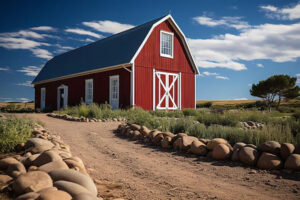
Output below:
[250,75,300,111]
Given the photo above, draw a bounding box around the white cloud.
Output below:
[17,66,41,76]
[16,81,32,87]
[0,67,9,71]
[261,3,300,20]
[82,20,134,34]
[216,75,229,80]
[193,15,250,30]
[30,48,52,59]
[65,28,102,39]
[202,71,218,76]
[257,63,263,68]
[188,22,300,70]
[0,97,12,102]
[248,84,252,87]
[54,44,74,54]
[30,26,57,31]
[16,97,30,102]
[0,37,49,49]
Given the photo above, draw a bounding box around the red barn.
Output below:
[33,14,199,111]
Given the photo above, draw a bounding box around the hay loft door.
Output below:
[153,70,181,110]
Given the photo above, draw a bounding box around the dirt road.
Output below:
[18,114,300,200]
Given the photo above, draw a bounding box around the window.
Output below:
[85,79,93,105]
[160,31,174,58]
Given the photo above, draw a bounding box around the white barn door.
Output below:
[153,70,181,110]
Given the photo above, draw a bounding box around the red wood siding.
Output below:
[35,68,131,110]
[135,20,195,110]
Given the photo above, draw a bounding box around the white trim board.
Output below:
[130,14,199,75]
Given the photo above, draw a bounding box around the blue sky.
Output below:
[0,0,299,102]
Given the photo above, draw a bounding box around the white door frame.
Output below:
[109,75,119,109]
[40,87,46,110]
[85,79,93,105]
[153,70,181,110]
[57,84,68,110]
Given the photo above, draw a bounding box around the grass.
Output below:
[57,103,300,147]
[0,116,33,153]
[0,102,35,113]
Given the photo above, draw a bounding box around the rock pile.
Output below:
[47,113,125,123]
[241,121,264,130]
[116,123,300,172]
[0,124,102,200]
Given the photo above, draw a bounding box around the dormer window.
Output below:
[160,30,174,58]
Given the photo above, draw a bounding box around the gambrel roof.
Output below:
[33,14,199,84]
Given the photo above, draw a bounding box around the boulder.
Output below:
[64,157,87,175]
[23,154,41,167]
[284,154,300,171]
[173,138,182,150]
[233,142,246,151]
[280,143,295,160]
[38,160,69,173]
[0,157,19,170]
[32,150,62,167]
[6,161,26,177]
[162,132,175,138]
[73,192,99,200]
[189,140,207,156]
[141,126,151,137]
[13,171,53,195]
[130,124,141,131]
[49,169,97,196]
[239,146,259,166]
[130,130,141,141]
[161,136,173,149]
[53,181,92,197]
[15,192,40,200]
[259,141,281,155]
[207,138,228,150]
[212,143,231,160]
[294,146,300,154]
[0,174,13,184]
[152,133,164,146]
[150,130,161,141]
[25,138,54,153]
[199,139,210,145]
[171,133,187,144]
[231,149,240,162]
[245,144,257,149]
[257,152,282,170]
[39,189,72,200]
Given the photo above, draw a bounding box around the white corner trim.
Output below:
[129,14,199,74]
[160,30,174,59]
[130,62,135,106]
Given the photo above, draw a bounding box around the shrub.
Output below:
[196,102,212,108]
[0,117,33,153]
[196,112,239,127]
[182,108,198,116]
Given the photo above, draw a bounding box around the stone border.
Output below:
[47,113,126,123]
[0,123,103,200]
[115,123,300,173]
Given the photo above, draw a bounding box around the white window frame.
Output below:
[160,30,174,59]
[85,79,93,105]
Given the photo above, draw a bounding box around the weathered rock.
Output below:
[239,146,259,166]
[141,126,151,137]
[53,181,92,197]
[23,154,41,167]
[280,143,295,160]
[13,171,53,195]
[15,192,40,200]
[284,154,300,171]
[171,133,187,144]
[38,160,69,173]
[161,136,173,149]
[207,138,228,150]
[150,130,161,141]
[73,192,98,200]
[189,140,207,156]
[199,138,210,144]
[64,157,87,175]
[294,146,300,154]
[130,130,141,141]
[233,142,246,151]
[180,136,199,151]
[0,157,19,170]
[212,143,231,160]
[152,133,164,146]
[245,144,257,149]
[130,124,141,131]
[6,161,26,177]
[49,169,97,196]
[259,141,281,155]
[231,149,240,162]
[39,189,72,200]
[0,174,13,184]
[162,132,175,138]
[257,152,282,170]
[25,138,54,153]
[32,150,62,167]
[173,137,182,150]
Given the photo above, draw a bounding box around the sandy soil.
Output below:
[16,113,300,200]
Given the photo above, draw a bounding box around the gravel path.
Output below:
[17,113,300,200]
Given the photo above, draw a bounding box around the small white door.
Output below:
[85,79,93,105]
[40,88,46,110]
[109,75,119,109]
[57,85,68,110]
